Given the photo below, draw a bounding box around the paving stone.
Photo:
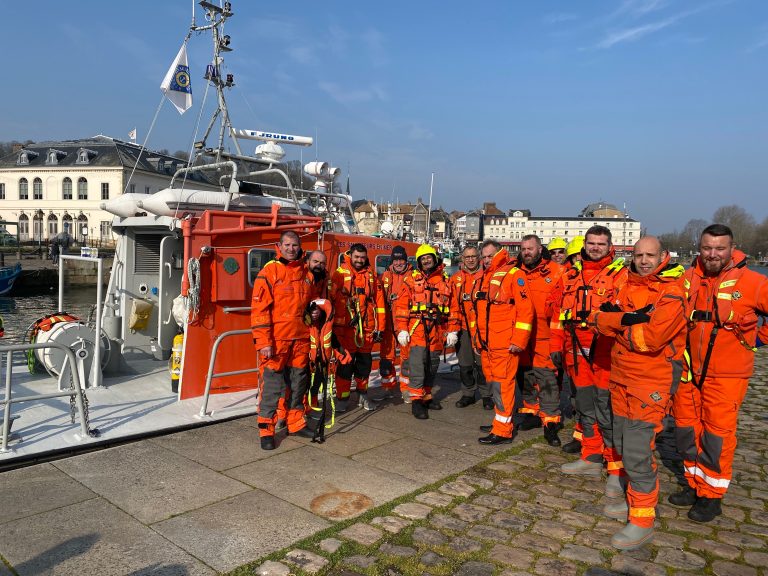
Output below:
[531,519,578,540]
[254,560,291,575]
[420,551,444,566]
[711,515,739,530]
[654,548,707,570]
[740,522,768,538]
[319,538,343,553]
[412,526,448,546]
[415,491,454,508]
[371,515,412,534]
[726,494,765,510]
[533,557,579,576]
[284,549,329,574]
[343,555,377,569]
[574,502,606,517]
[655,503,680,518]
[688,538,741,560]
[449,535,484,553]
[496,486,532,501]
[458,474,495,490]
[452,502,491,522]
[648,531,686,548]
[392,502,432,520]
[558,509,598,528]
[439,480,476,497]
[498,477,527,489]
[487,462,520,474]
[722,505,747,522]
[467,524,512,542]
[456,561,496,576]
[573,529,614,550]
[532,483,563,497]
[517,501,555,518]
[619,546,653,562]
[472,494,513,509]
[511,532,562,554]
[750,510,768,526]
[558,543,603,565]
[664,518,714,536]
[711,561,758,576]
[488,511,531,532]
[535,493,574,510]
[610,555,667,576]
[718,530,766,549]
[743,550,768,567]
[338,523,383,546]
[585,569,623,576]
[562,488,599,503]
[487,544,534,569]
[593,518,622,535]
[429,512,468,532]
[379,542,417,557]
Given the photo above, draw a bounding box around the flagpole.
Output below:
[426,172,434,242]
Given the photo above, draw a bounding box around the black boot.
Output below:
[668,485,697,507]
[260,436,275,450]
[482,397,495,410]
[427,398,443,410]
[455,395,476,408]
[561,439,582,454]
[412,400,429,419]
[518,413,542,431]
[688,496,722,523]
[543,422,561,447]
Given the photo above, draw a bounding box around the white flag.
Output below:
[160,42,192,114]
[128,128,137,141]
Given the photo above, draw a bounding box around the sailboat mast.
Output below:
[426,172,434,242]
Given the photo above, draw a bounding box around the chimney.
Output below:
[12,143,24,153]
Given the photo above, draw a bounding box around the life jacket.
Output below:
[381,264,412,305]
[333,253,379,329]
[451,265,483,336]
[405,265,452,326]
[559,252,626,329]
[684,255,746,333]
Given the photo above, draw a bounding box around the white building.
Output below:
[0,136,213,245]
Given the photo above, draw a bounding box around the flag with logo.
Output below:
[128,128,137,141]
[160,42,192,114]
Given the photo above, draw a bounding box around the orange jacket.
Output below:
[395,264,459,348]
[472,248,534,352]
[450,265,484,339]
[251,253,314,349]
[380,263,413,329]
[308,298,351,369]
[517,257,564,368]
[550,251,628,368]
[589,254,687,394]
[685,249,768,379]
[330,254,386,340]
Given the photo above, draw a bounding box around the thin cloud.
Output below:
[596,17,678,49]
[543,12,578,25]
[745,26,768,53]
[318,81,388,104]
[362,28,389,67]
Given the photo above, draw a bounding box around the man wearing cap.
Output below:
[548,237,568,266]
[379,245,413,400]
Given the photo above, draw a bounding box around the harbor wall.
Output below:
[2,253,111,292]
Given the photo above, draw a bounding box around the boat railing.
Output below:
[198,326,259,418]
[1,342,91,452]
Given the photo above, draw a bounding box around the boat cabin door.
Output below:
[157,235,184,359]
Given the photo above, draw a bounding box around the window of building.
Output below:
[63,214,73,234]
[33,214,43,241]
[47,151,57,165]
[129,183,136,194]
[100,221,112,240]
[0,183,4,200]
[19,178,28,200]
[47,214,58,236]
[63,177,73,200]
[76,148,96,164]
[33,178,43,200]
[19,214,29,240]
[145,186,151,194]
[101,183,109,200]
[77,177,88,200]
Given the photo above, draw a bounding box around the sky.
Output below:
[2,0,766,234]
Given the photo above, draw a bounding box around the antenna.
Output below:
[426,172,434,242]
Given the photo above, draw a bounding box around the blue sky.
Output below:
[2,0,766,234]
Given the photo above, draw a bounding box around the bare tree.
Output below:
[712,205,756,254]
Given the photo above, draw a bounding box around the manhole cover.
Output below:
[310,490,374,519]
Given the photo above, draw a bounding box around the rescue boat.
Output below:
[0,0,430,466]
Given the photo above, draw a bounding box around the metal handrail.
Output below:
[1,342,90,452]
[198,329,259,417]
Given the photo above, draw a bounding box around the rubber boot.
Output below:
[543,422,561,447]
[401,390,412,404]
[561,439,582,454]
[668,485,697,507]
[606,474,625,498]
[611,523,655,550]
[335,398,349,413]
[358,392,377,411]
[411,400,428,420]
[561,458,602,476]
[455,395,476,408]
[260,436,275,451]
[518,413,542,431]
[688,496,722,523]
[427,399,442,410]
[603,499,628,520]
[482,397,494,410]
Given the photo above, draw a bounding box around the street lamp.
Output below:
[36,209,44,257]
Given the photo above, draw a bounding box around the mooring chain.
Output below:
[67,370,97,437]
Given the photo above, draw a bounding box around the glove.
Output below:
[600,301,622,312]
[445,332,458,347]
[575,309,590,321]
[372,330,383,343]
[397,330,410,347]
[550,351,563,370]
[621,304,654,326]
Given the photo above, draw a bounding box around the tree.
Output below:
[712,205,756,254]
[173,150,190,161]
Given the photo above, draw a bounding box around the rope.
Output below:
[123,96,166,195]
[187,257,201,321]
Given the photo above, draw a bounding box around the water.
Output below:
[0,287,99,344]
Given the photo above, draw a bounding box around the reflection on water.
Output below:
[0,287,99,343]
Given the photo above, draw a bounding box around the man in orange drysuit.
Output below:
[474,240,534,444]
[379,245,412,400]
[589,236,686,550]
[251,230,316,450]
[670,224,768,522]
[395,244,459,419]
[451,245,492,409]
[516,234,565,446]
[551,225,627,487]
[330,243,386,412]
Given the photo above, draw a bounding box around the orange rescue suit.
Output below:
[518,257,564,369]
[450,265,484,342]
[330,254,386,347]
[379,263,413,389]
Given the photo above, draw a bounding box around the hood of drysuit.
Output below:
[628,252,685,286]
[485,247,511,273]
[342,251,370,272]
[690,248,748,280]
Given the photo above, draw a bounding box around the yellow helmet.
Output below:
[415,244,438,261]
[566,236,585,258]
[547,237,567,251]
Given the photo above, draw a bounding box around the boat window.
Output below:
[375,254,417,275]
[247,249,276,286]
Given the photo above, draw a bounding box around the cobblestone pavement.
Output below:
[241,357,768,576]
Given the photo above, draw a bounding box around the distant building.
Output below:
[0,136,213,245]
[352,200,380,235]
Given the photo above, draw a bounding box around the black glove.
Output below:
[621,304,654,326]
[600,301,622,312]
[576,309,590,321]
[550,351,563,370]
[372,330,383,343]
